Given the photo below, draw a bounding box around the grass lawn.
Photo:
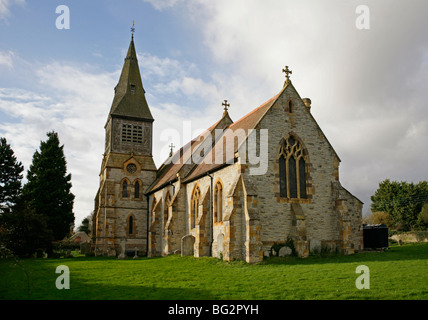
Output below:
[0,243,427,300]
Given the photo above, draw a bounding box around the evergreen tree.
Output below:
[78,216,91,236]
[371,179,428,230]
[0,137,25,254]
[0,137,24,214]
[2,203,53,257]
[23,131,75,243]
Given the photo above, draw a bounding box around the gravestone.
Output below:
[181,235,195,256]
[118,237,127,259]
[310,239,321,253]
[80,242,91,255]
[279,246,292,257]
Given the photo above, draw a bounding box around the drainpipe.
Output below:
[207,172,213,256]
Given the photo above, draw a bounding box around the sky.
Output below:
[0,0,427,229]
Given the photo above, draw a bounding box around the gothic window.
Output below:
[288,100,293,113]
[191,185,201,229]
[134,181,140,199]
[121,124,143,144]
[278,135,308,199]
[128,215,134,235]
[214,181,223,223]
[122,180,128,198]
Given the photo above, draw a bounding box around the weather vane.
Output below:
[131,21,135,39]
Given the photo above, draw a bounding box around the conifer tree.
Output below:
[23,131,75,242]
[0,137,24,214]
[78,215,91,236]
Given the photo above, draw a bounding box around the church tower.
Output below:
[93,34,157,256]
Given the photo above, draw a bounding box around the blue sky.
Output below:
[1,0,427,228]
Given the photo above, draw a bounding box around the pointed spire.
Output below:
[108,32,153,122]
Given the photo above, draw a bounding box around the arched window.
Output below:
[122,180,128,198]
[278,135,307,199]
[214,181,223,223]
[288,100,293,113]
[191,185,201,228]
[128,215,134,235]
[134,181,140,199]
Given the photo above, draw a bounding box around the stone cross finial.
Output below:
[222,100,230,114]
[169,143,175,157]
[282,66,292,85]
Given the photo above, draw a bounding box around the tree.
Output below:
[0,137,24,214]
[78,215,91,236]
[23,131,75,246]
[0,138,25,254]
[1,203,53,257]
[417,203,428,229]
[371,179,428,231]
[364,211,392,226]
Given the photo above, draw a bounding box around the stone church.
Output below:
[92,36,363,263]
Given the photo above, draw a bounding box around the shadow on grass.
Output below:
[47,283,217,300]
[262,243,428,266]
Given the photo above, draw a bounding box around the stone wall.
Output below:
[94,153,156,256]
[243,83,362,256]
[145,83,362,262]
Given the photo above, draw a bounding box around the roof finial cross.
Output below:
[282,66,292,85]
[169,143,175,157]
[222,100,230,114]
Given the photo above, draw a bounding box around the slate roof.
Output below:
[146,114,231,193]
[182,92,281,183]
[107,37,153,122]
[146,89,281,194]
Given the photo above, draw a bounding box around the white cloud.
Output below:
[175,0,428,213]
[143,0,183,11]
[0,49,222,227]
[0,61,117,227]
[0,50,14,68]
[0,0,25,21]
[2,0,427,225]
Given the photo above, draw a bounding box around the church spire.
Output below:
[108,30,153,122]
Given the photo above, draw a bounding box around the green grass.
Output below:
[1,243,427,300]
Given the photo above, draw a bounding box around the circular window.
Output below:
[126,163,137,174]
